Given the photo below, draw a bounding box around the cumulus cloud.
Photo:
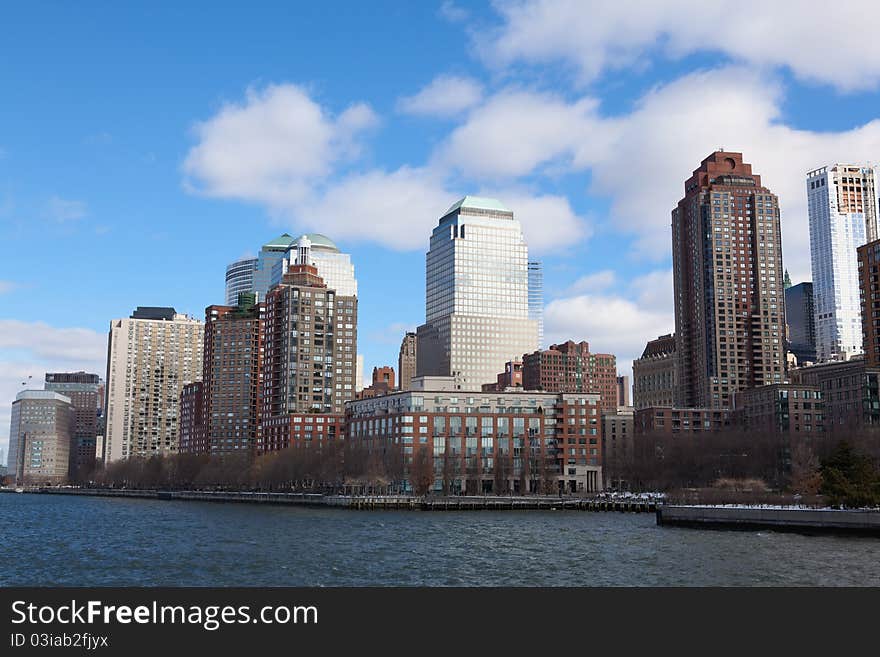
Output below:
[544,268,674,377]
[438,0,469,23]
[183,83,592,254]
[183,83,379,207]
[432,66,880,281]
[398,75,484,117]
[485,0,880,91]
[435,89,599,178]
[0,320,106,458]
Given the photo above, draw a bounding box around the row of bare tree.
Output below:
[80,443,563,496]
[610,427,880,495]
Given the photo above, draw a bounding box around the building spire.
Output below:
[783,269,792,289]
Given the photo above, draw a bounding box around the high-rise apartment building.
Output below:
[416,196,538,391]
[225,256,259,306]
[7,390,74,484]
[785,282,817,365]
[528,260,544,349]
[200,293,263,455]
[104,307,204,461]
[807,164,879,362]
[179,382,205,454]
[44,372,100,480]
[521,340,617,415]
[858,238,880,367]
[632,334,676,410]
[672,151,786,409]
[398,332,417,392]
[261,236,357,423]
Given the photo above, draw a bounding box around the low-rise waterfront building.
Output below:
[346,386,603,495]
[634,406,734,435]
[733,383,825,435]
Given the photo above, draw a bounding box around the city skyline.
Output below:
[3,2,880,455]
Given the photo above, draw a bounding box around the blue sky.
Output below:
[2,1,880,453]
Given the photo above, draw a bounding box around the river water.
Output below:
[2,493,878,586]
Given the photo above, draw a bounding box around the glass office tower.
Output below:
[416,196,538,390]
[807,164,879,362]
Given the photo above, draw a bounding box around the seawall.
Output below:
[656,504,880,536]
[4,487,659,512]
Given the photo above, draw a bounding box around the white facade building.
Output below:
[272,233,358,297]
[807,164,879,362]
[104,308,204,462]
[416,196,539,391]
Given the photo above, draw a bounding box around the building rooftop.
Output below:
[298,233,339,252]
[131,307,177,320]
[263,233,295,249]
[15,390,72,404]
[443,196,512,216]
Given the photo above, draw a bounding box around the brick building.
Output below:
[346,387,603,494]
[634,407,734,435]
[482,359,523,392]
[858,238,880,368]
[179,382,205,454]
[200,294,262,455]
[673,151,786,409]
[633,334,676,409]
[522,341,617,414]
[261,237,357,445]
[790,358,880,431]
[44,371,101,480]
[733,384,824,435]
[602,407,633,490]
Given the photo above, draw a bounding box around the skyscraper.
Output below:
[807,164,879,362]
[44,371,101,480]
[528,260,544,349]
[200,293,262,455]
[785,282,817,365]
[104,307,204,461]
[225,233,358,303]
[225,256,258,305]
[398,331,417,391]
[416,196,538,391]
[261,236,357,418]
[254,234,296,300]
[7,390,74,485]
[672,151,785,409]
[273,233,358,297]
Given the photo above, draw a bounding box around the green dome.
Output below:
[299,233,339,252]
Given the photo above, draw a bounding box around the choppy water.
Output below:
[2,493,878,586]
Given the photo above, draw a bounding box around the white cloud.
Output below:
[561,270,616,297]
[480,188,590,254]
[292,166,456,251]
[398,75,484,118]
[432,67,880,281]
[485,0,880,92]
[183,83,378,207]
[544,268,674,377]
[435,89,599,179]
[438,0,469,23]
[0,320,106,460]
[46,196,87,222]
[183,84,592,254]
